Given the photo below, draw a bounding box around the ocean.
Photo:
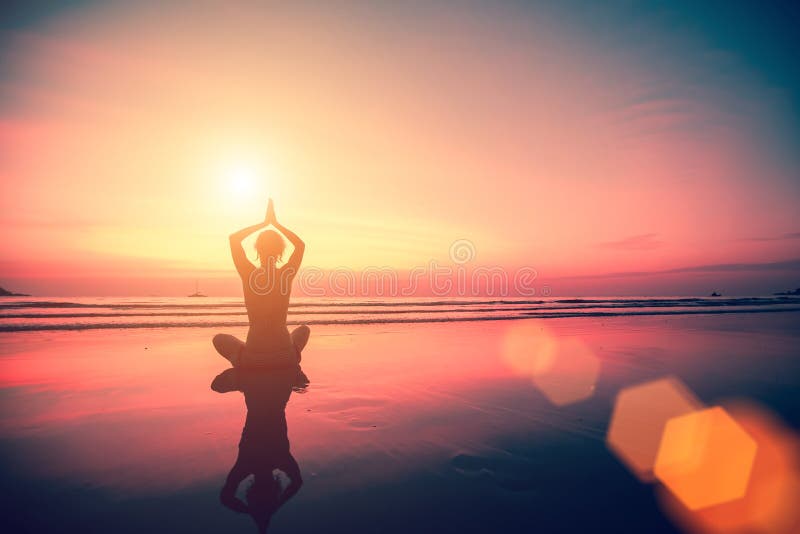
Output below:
[1,295,799,332]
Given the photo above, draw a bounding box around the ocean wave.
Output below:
[2,298,799,319]
[2,306,799,332]
[1,296,796,312]
[0,298,547,310]
[0,297,800,321]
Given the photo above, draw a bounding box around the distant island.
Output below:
[709,291,721,297]
[0,286,30,297]
[774,288,800,296]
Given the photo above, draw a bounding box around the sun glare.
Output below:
[215,156,278,220]
[225,164,258,196]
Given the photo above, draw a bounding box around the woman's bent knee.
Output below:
[212,334,243,363]
[292,325,311,351]
[212,333,227,350]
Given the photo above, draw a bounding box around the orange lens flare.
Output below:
[656,401,800,534]
[502,322,599,406]
[654,406,758,511]
[606,377,703,482]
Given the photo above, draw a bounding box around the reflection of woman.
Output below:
[215,367,303,533]
[212,199,309,389]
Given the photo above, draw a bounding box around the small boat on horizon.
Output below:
[188,281,207,298]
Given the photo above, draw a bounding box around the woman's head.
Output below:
[246,475,280,533]
[255,230,285,264]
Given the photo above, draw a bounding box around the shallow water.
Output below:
[0,312,798,532]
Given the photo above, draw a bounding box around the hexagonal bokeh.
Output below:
[656,401,800,534]
[606,377,703,482]
[503,322,599,406]
[654,406,758,511]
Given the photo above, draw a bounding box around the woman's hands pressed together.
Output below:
[265,198,276,226]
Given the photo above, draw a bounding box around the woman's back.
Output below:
[241,265,294,355]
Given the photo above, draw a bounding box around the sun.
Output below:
[224,163,258,196]
[217,156,275,211]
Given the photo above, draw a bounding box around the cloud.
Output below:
[736,232,800,242]
[668,259,800,274]
[556,258,800,280]
[598,233,662,250]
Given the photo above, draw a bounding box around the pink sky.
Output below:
[1,2,798,296]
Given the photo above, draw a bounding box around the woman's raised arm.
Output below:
[229,205,270,277]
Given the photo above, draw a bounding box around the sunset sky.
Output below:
[1,0,798,296]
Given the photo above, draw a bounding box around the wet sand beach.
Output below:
[1,312,799,533]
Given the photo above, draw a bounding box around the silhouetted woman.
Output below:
[212,199,309,390]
